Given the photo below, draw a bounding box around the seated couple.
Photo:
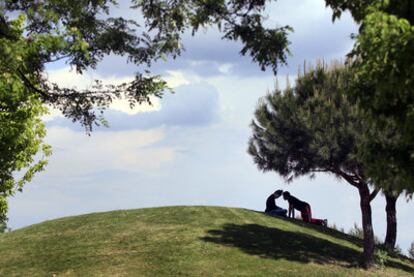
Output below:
[265,190,327,227]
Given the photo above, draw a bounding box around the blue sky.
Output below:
[8,0,414,253]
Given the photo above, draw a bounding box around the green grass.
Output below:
[0,206,413,276]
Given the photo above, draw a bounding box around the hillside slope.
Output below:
[0,206,413,276]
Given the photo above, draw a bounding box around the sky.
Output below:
[8,0,414,253]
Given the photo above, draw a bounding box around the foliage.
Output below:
[137,0,292,73]
[392,244,403,256]
[347,222,364,240]
[0,70,50,220]
[329,223,345,233]
[0,206,412,276]
[0,217,8,233]
[0,0,292,132]
[0,0,292,221]
[248,63,380,268]
[325,0,414,193]
[329,222,394,251]
[1,1,167,131]
[0,89,50,221]
[409,242,414,259]
[348,223,381,245]
[0,11,52,220]
[248,63,366,183]
[375,249,389,268]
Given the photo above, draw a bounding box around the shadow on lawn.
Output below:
[201,223,414,273]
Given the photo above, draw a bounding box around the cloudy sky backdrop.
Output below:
[8,0,414,253]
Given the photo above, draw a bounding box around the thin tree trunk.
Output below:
[359,183,375,269]
[384,191,398,252]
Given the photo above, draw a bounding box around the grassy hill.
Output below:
[0,206,413,276]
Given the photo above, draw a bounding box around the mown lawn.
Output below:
[0,206,412,276]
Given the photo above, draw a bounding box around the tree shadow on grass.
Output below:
[277,214,364,246]
[260,214,414,270]
[201,223,414,274]
[256,211,365,248]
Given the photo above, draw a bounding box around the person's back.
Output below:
[285,194,308,212]
[264,189,286,217]
[282,191,327,226]
[265,194,277,212]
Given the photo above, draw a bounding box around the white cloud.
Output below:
[265,0,356,31]
[164,70,192,88]
[44,68,205,118]
[218,63,233,75]
[43,127,176,177]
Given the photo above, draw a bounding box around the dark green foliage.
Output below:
[1,0,169,131]
[326,0,414,23]
[137,0,292,73]
[248,63,365,182]
[1,0,292,131]
[326,0,379,23]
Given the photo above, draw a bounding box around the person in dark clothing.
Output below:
[282,191,327,226]
[265,190,287,217]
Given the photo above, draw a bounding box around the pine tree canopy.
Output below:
[248,63,385,268]
[249,63,367,186]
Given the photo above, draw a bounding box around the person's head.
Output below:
[282,191,290,200]
[274,190,283,198]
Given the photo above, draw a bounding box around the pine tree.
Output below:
[248,63,379,268]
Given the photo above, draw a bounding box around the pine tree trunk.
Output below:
[384,191,397,252]
[358,183,375,269]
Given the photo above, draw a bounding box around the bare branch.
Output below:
[369,188,380,202]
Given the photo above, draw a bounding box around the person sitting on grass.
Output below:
[282,191,327,226]
[265,190,287,217]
